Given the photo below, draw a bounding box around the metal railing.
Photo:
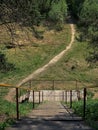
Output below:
[0,80,97,120]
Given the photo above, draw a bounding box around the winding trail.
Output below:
[17,23,75,87]
[5,22,75,101]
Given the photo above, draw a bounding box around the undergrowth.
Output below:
[0,88,38,130]
[72,99,98,130]
[0,99,38,130]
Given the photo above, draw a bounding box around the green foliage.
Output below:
[80,0,98,24]
[0,0,68,46]
[86,100,98,120]
[55,23,64,31]
[0,118,14,130]
[28,2,42,25]
[79,0,98,63]
[72,99,98,129]
[0,52,15,73]
[87,91,94,99]
[0,0,67,26]
[48,0,67,23]
[0,23,70,84]
[0,98,38,130]
[37,40,98,82]
[37,0,52,16]
[66,0,85,18]
[0,0,42,26]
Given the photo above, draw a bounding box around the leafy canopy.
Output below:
[79,0,98,63]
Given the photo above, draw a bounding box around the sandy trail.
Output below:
[5,22,75,101]
[17,24,75,87]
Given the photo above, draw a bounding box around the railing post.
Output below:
[42,91,44,102]
[16,88,19,120]
[33,90,35,109]
[39,91,40,104]
[83,88,87,119]
[65,90,67,103]
[62,91,64,101]
[52,80,55,90]
[70,90,72,108]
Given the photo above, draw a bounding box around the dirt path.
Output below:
[5,22,75,101]
[17,23,75,87]
[28,101,81,121]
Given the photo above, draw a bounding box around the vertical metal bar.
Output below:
[70,90,72,108]
[39,91,40,104]
[29,81,32,100]
[63,91,65,102]
[62,91,64,101]
[53,80,55,90]
[42,91,43,102]
[65,91,67,103]
[83,88,86,119]
[16,88,19,120]
[77,90,81,101]
[33,90,35,109]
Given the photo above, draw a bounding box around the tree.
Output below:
[0,0,68,47]
[79,0,98,63]
[66,0,85,18]
[0,0,42,47]
[0,52,15,72]
[48,0,67,23]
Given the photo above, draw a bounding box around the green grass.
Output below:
[1,23,97,87]
[0,23,98,86]
[0,24,71,85]
[0,98,38,130]
[0,87,39,130]
[72,99,98,130]
[37,40,98,84]
[0,21,98,129]
[0,22,71,129]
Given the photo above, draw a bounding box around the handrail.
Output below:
[0,80,97,90]
[0,83,31,90]
[0,80,97,121]
[0,83,15,88]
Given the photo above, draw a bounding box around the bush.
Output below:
[0,52,15,73]
[48,0,67,23]
[55,23,64,31]
[87,91,94,99]
[72,99,98,121]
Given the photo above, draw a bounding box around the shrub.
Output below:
[48,0,67,23]
[72,99,98,121]
[0,52,15,73]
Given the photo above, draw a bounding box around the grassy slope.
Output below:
[0,23,98,87]
[37,38,98,87]
[0,21,98,130]
[0,23,71,85]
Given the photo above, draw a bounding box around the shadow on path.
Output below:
[6,117,94,130]
[6,102,94,130]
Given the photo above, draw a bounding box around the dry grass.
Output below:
[37,40,98,85]
[0,23,70,46]
[0,23,71,85]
